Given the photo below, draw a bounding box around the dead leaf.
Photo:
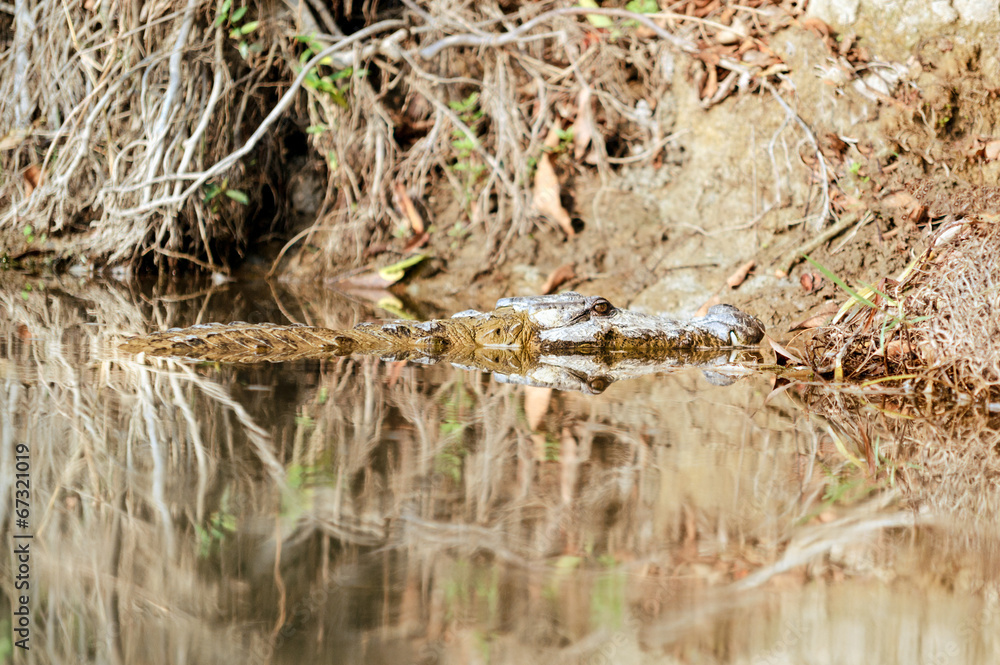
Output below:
[801,17,832,42]
[695,295,721,318]
[393,181,425,234]
[789,301,840,330]
[24,164,42,195]
[0,129,29,151]
[884,339,915,361]
[571,88,594,161]
[524,385,552,431]
[768,336,806,366]
[726,260,755,288]
[800,272,825,293]
[986,140,1000,161]
[880,189,926,223]
[386,360,406,387]
[700,66,719,102]
[541,263,576,294]
[533,127,575,237]
[402,232,430,253]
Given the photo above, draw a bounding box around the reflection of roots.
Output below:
[792,386,1000,522]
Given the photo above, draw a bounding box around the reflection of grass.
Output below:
[0,618,11,660]
[590,561,626,630]
[195,487,237,558]
[435,382,473,481]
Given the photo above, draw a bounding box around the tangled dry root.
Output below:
[1,1,805,273]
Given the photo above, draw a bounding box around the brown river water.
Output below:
[2,277,1000,663]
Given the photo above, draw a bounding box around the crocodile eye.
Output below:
[587,376,611,393]
[591,299,613,316]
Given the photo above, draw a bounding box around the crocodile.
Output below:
[487,348,764,393]
[119,292,765,365]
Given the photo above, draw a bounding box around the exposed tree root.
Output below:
[0,0,814,274]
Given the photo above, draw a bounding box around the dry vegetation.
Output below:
[797,219,1000,401]
[0,0,814,274]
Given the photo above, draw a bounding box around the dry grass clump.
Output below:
[808,219,1000,400]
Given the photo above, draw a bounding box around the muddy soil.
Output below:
[405,16,1000,340]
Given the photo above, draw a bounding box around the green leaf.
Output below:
[231,6,247,22]
[204,184,221,202]
[377,254,427,284]
[578,0,614,28]
[625,0,659,13]
[448,92,480,114]
[306,124,328,134]
[238,41,249,59]
[225,189,249,205]
[327,86,349,109]
[804,255,878,309]
[22,225,33,236]
[330,67,353,81]
[239,20,259,34]
[229,27,240,39]
[215,0,232,26]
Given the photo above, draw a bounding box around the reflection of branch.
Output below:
[133,361,290,491]
[730,507,921,591]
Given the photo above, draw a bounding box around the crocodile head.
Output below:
[490,293,765,352]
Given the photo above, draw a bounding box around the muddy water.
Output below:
[1,278,999,664]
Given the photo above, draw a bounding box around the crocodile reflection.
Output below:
[471,348,764,393]
[120,292,766,364]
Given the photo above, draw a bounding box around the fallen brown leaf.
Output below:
[884,339,915,362]
[24,164,42,195]
[402,232,430,253]
[801,17,831,36]
[541,263,576,294]
[386,360,406,388]
[726,260,755,288]
[0,129,29,151]
[571,88,594,161]
[800,272,825,294]
[393,181,425,234]
[788,300,840,331]
[533,127,575,237]
[880,189,926,223]
[524,385,552,431]
[986,140,1000,161]
[768,336,806,366]
[695,295,721,318]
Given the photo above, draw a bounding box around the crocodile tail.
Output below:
[119,323,355,363]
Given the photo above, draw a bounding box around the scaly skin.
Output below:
[119,292,766,363]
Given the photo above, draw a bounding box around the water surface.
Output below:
[1,277,999,663]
